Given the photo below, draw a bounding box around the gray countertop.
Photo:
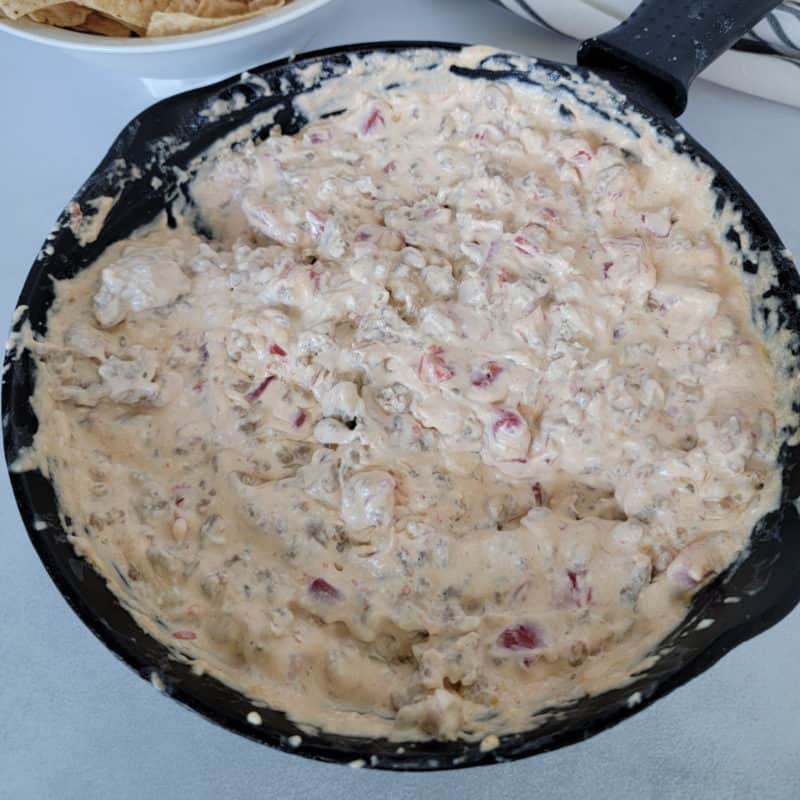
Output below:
[1,1,799,797]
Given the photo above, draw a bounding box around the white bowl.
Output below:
[0,0,338,82]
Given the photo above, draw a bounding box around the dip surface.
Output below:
[23,48,782,740]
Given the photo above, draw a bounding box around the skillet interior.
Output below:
[4,42,800,771]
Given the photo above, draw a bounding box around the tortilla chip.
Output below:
[147,2,283,36]
[1,0,286,35]
[162,0,282,15]
[0,0,159,29]
[74,10,134,35]
[147,9,256,35]
[73,0,170,32]
[163,0,252,16]
[0,0,69,19]
[29,2,92,27]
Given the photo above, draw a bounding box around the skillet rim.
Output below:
[4,40,800,771]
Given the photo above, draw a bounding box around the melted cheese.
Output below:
[22,48,782,741]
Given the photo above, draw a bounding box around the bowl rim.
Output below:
[0,0,334,53]
[4,40,800,771]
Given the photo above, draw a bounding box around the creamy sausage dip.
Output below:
[17,47,789,741]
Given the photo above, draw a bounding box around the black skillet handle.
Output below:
[577,0,782,117]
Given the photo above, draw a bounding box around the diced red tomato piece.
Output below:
[245,375,275,403]
[567,569,592,606]
[418,346,454,384]
[306,208,327,239]
[309,577,341,601]
[514,235,538,256]
[497,623,542,651]
[362,108,386,135]
[308,130,331,145]
[492,409,522,436]
[471,361,503,388]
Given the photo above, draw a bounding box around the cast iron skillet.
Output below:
[4,0,800,771]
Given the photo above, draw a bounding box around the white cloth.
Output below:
[494,0,800,108]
